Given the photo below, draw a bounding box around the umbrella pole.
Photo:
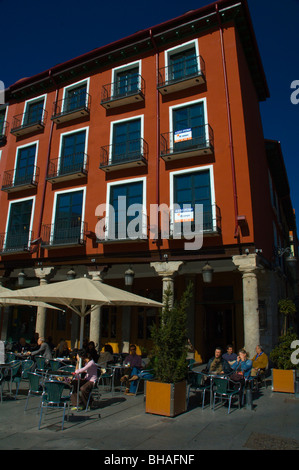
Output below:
[79,316,84,349]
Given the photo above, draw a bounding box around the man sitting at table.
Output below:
[15,337,30,354]
[120,344,142,395]
[206,346,231,375]
[29,337,53,361]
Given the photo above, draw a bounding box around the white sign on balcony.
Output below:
[174,207,194,223]
[174,128,192,143]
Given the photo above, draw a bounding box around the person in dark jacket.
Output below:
[29,337,52,361]
[206,347,231,375]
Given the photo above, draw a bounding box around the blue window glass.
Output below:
[15,144,36,185]
[110,181,143,239]
[0,110,5,136]
[169,47,198,82]
[24,100,44,126]
[54,190,83,244]
[60,130,86,175]
[6,199,33,250]
[112,119,141,164]
[65,84,87,112]
[174,170,212,230]
[173,102,205,152]
[115,67,139,97]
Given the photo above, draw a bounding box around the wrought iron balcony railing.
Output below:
[41,218,87,247]
[1,165,40,192]
[158,55,206,94]
[11,110,47,136]
[100,138,148,172]
[160,124,214,161]
[101,75,145,109]
[52,92,91,123]
[0,229,33,254]
[169,204,221,237]
[46,153,88,183]
[99,211,148,243]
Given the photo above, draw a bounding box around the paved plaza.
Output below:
[0,379,299,453]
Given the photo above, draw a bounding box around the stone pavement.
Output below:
[0,380,298,452]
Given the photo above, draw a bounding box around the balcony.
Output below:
[51,92,91,124]
[160,124,214,162]
[101,75,145,109]
[100,138,148,172]
[46,153,88,183]
[169,204,222,238]
[98,212,148,244]
[41,219,87,248]
[0,121,8,146]
[0,230,33,254]
[10,110,47,137]
[158,55,206,95]
[1,165,40,192]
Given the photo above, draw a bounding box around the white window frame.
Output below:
[13,140,39,185]
[169,164,216,233]
[111,60,142,97]
[4,196,36,251]
[105,176,147,240]
[61,78,90,112]
[109,115,144,164]
[169,97,209,151]
[50,186,87,246]
[22,94,47,125]
[57,126,89,175]
[164,39,201,83]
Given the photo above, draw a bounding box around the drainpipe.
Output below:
[216,4,239,239]
[149,30,161,241]
[37,70,59,240]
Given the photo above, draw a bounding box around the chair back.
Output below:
[59,365,75,373]
[5,352,15,363]
[213,376,229,394]
[49,359,63,371]
[9,360,22,378]
[35,356,46,370]
[44,380,69,404]
[21,360,34,379]
[28,372,43,393]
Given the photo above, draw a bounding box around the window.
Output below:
[111,118,141,164]
[14,143,37,185]
[112,61,141,98]
[170,166,216,233]
[106,177,146,240]
[63,80,88,113]
[52,188,85,245]
[0,109,5,136]
[59,128,88,175]
[171,100,206,152]
[165,40,200,83]
[5,198,34,251]
[23,95,46,126]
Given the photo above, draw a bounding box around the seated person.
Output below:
[251,345,268,376]
[87,341,99,363]
[97,344,114,370]
[120,344,142,395]
[54,340,70,358]
[230,348,252,379]
[15,337,30,353]
[206,347,231,375]
[29,337,53,362]
[222,344,237,366]
[71,352,98,410]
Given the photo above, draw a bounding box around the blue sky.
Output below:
[2,0,299,225]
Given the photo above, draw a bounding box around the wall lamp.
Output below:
[202,262,214,283]
[275,247,297,268]
[66,268,76,280]
[125,266,135,287]
[18,270,26,287]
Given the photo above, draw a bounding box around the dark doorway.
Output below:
[204,304,235,359]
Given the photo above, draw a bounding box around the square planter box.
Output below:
[145,380,187,417]
[272,369,296,393]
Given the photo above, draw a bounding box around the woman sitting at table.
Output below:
[71,352,98,410]
[230,348,252,380]
[97,344,114,370]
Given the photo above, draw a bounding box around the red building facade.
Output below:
[0,0,297,361]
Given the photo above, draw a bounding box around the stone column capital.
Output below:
[150,261,184,278]
[88,266,108,282]
[232,254,261,275]
[34,267,54,284]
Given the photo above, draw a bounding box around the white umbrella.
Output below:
[0,285,62,311]
[0,277,162,346]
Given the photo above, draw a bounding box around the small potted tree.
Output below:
[145,283,192,417]
[270,299,298,393]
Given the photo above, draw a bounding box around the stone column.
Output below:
[89,270,105,349]
[34,267,54,339]
[150,261,184,307]
[232,255,261,357]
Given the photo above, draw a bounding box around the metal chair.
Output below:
[212,376,241,414]
[49,359,63,372]
[21,359,35,380]
[187,371,211,409]
[5,352,15,363]
[59,365,75,373]
[34,356,49,375]
[0,370,4,403]
[24,372,44,411]
[38,380,72,430]
[4,360,22,398]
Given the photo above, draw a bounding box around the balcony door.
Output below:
[169,47,198,82]
[115,67,139,98]
[15,144,36,186]
[60,130,86,175]
[24,99,44,126]
[64,84,87,112]
[172,102,205,152]
[53,190,83,245]
[112,119,141,164]
[6,199,33,251]
[109,181,143,240]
